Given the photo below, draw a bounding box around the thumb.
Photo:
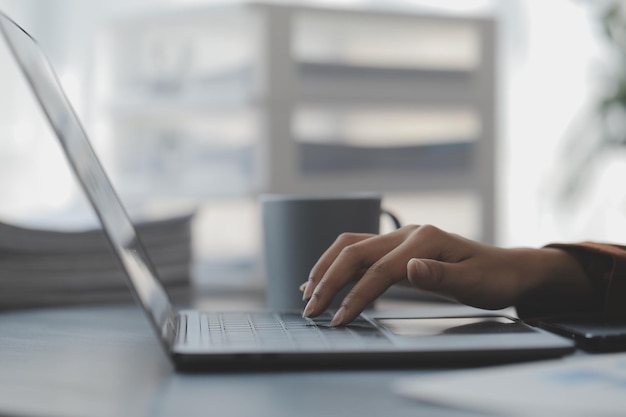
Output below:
[407,258,449,291]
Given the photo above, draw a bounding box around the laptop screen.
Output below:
[0,12,177,349]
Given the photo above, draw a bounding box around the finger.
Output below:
[408,257,495,308]
[303,226,417,317]
[329,224,459,325]
[407,258,456,294]
[302,233,374,301]
[329,237,426,326]
[408,256,520,310]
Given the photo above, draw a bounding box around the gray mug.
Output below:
[261,193,399,311]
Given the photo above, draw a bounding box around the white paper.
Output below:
[396,352,626,417]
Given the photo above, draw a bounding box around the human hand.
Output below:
[301,225,591,326]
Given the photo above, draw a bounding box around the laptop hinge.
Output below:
[163,310,179,350]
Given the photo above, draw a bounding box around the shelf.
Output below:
[284,169,478,195]
[93,2,496,242]
[299,142,473,174]
[104,61,480,113]
[296,62,483,105]
[105,96,254,119]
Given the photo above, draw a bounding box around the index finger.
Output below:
[330,225,446,326]
[302,232,374,301]
[329,240,422,325]
[304,226,420,318]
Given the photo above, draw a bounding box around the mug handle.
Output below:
[381,208,402,230]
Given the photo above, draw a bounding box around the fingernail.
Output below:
[330,306,347,327]
[302,282,312,301]
[409,258,429,281]
[299,282,308,292]
[302,279,314,301]
[302,295,318,317]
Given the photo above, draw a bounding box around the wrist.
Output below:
[515,247,597,317]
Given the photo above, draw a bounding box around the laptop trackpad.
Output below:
[376,316,533,337]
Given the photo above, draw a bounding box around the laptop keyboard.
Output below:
[200,312,392,351]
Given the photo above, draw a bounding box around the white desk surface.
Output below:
[0,295,542,417]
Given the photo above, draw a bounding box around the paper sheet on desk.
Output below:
[395,352,626,417]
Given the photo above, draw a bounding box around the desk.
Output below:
[0,297,497,417]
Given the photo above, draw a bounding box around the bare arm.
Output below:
[301,225,599,326]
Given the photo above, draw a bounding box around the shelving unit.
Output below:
[93,3,497,281]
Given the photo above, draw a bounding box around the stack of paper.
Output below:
[0,212,194,309]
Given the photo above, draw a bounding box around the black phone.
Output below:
[538,315,626,352]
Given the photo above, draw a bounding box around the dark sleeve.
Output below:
[516,242,626,319]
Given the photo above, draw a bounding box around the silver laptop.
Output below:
[0,11,575,371]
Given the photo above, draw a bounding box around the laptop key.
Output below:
[201,311,391,351]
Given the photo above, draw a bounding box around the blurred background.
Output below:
[0,0,624,293]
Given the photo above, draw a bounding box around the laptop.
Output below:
[0,11,575,371]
